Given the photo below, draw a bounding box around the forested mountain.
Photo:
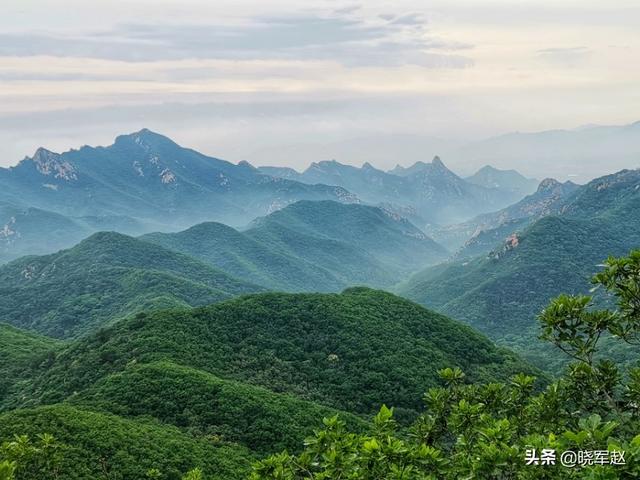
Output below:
[247,201,447,276]
[12,289,534,417]
[428,177,579,254]
[144,201,447,291]
[259,157,527,225]
[253,253,640,478]
[0,323,61,405]
[142,221,342,292]
[0,201,146,264]
[398,168,640,372]
[0,289,536,478]
[1,126,637,479]
[0,130,357,232]
[0,405,255,479]
[0,232,261,338]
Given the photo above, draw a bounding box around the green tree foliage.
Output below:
[17,289,533,421]
[0,324,60,406]
[0,232,261,338]
[0,405,252,480]
[70,361,367,455]
[142,201,448,293]
[0,434,61,480]
[0,290,534,478]
[252,251,640,479]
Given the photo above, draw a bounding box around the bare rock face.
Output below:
[31,148,78,181]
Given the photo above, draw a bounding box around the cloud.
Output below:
[0,13,472,68]
[536,46,592,67]
[389,13,426,26]
[333,5,362,15]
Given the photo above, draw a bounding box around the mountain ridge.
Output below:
[0,129,359,232]
[143,200,448,292]
[428,177,579,255]
[259,157,528,225]
[0,231,262,338]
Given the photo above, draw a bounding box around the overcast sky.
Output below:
[1,0,639,178]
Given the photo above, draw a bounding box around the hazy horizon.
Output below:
[2,0,639,181]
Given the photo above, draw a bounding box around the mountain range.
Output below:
[451,121,640,182]
[259,157,534,226]
[143,200,448,292]
[248,121,640,183]
[0,232,262,338]
[0,130,542,264]
[0,129,357,234]
[0,200,451,339]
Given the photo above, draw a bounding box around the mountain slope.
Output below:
[398,169,640,371]
[0,129,358,231]
[141,221,345,292]
[429,178,579,254]
[0,201,148,264]
[247,201,448,275]
[143,201,448,291]
[0,323,61,405]
[0,202,91,264]
[0,232,261,338]
[23,289,536,422]
[69,360,367,455]
[0,404,253,480]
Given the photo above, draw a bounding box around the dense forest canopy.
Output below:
[1,250,639,479]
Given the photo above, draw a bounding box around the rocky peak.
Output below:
[536,178,561,193]
[32,148,58,164]
[30,148,77,181]
[115,129,176,153]
[431,156,446,169]
[237,160,255,170]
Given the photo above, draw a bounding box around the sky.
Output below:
[1,0,639,179]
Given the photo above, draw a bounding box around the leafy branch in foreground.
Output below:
[0,434,61,480]
[252,250,640,479]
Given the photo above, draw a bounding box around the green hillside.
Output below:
[246,221,395,287]
[0,324,61,405]
[0,404,253,480]
[426,177,578,252]
[142,221,345,292]
[0,201,148,265]
[398,169,640,372]
[0,231,261,338]
[248,201,447,274]
[69,361,367,455]
[143,201,448,292]
[22,289,535,423]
